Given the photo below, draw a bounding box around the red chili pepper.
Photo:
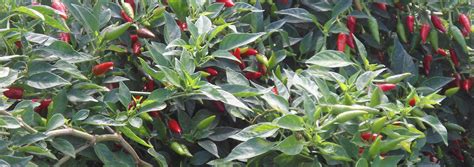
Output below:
[337,33,347,52]
[358,147,364,155]
[15,41,22,49]
[132,41,141,55]
[59,32,70,43]
[51,0,68,20]
[176,20,187,31]
[212,101,226,112]
[420,23,430,43]
[205,67,218,76]
[431,15,446,33]
[272,86,278,95]
[458,14,471,34]
[143,80,155,92]
[346,33,355,49]
[3,87,24,99]
[450,148,464,161]
[32,98,52,113]
[277,0,289,4]
[168,119,182,134]
[242,48,258,57]
[449,48,460,67]
[105,83,119,89]
[409,98,416,107]
[130,34,138,43]
[245,71,262,80]
[452,73,462,87]
[148,111,160,118]
[461,27,469,37]
[376,83,397,92]
[120,10,133,22]
[406,15,415,33]
[216,0,234,7]
[361,132,382,141]
[436,48,447,56]
[423,54,433,75]
[92,62,114,76]
[137,28,155,39]
[347,16,356,33]
[461,79,473,92]
[128,95,141,110]
[233,48,247,69]
[374,2,387,11]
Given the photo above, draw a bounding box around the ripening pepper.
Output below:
[121,2,134,20]
[458,14,471,34]
[216,0,235,7]
[51,0,68,20]
[361,132,382,142]
[423,54,433,75]
[346,33,355,49]
[406,15,415,33]
[59,32,70,43]
[32,98,52,113]
[431,15,446,33]
[449,48,460,67]
[409,98,416,107]
[124,0,136,12]
[374,2,387,11]
[337,33,347,52]
[461,79,473,92]
[245,71,262,80]
[256,54,269,67]
[3,87,24,99]
[420,23,430,44]
[92,62,114,76]
[168,119,182,134]
[176,20,187,31]
[132,41,141,55]
[376,83,397,92]
[120,10,133,22]
[436,48,447,56]
[347,16,356,33]
[137,28,156,38]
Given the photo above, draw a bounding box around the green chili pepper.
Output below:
[102,22,132,41]
[139,113,153,122]
[325,104,378,114]
[383,73,411,83]
[429,29,439,50]
[368,16,380,44]
[334,110,368,123]
[409,32,421,52]
[368,135,382,158]
[397,17,407,43]
[379,137,406,153]
[449,25,467,52]
[170,142,193,157]
[196,115,216,130]
[444,87,460,97]
[445,123,466,132]
[256,54,269,67]
[372,116,387,133]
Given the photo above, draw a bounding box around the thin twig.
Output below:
[53,142,93,167]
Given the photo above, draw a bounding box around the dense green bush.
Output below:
[0,0,473,166]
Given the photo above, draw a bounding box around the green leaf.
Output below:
[372,155,404,167]
[72,109,89,121]
[275,135,305,155]
[275,115,305,131]
[412,115,448,145]
[168,0,188,21]
[14,6,44,20]
[147,148,168,167]
[68,4,99,32]
[50,89,67,117]
[51,138,75,158]
[212,50,241,62]
[261,94,289,113]
[195,15,212,35]
[30,5,70,32]
[118,127,152,148]
[84,115,125,126]
[164,12,181,44]
[0,69,18,88]
[275,8,314,22]
[33,41,93,63]
[306,50,353,68]
[331,0,352,18]
[17,146,56,160]
[0,115,21,129]
[26,72,70,89]
[223,138,274,162]
[355,158,369,167]
[198,140,219,158]
[46,114,65,131]
[0,155,32,167]
[421,77,454,91]
[219,33,265,51]
[390,37,417,83]
[230,123,279,141]
[118,82,131,108]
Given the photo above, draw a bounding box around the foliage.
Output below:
[0,0,473,166]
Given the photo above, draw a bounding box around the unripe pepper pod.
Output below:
[423,54,433,75]
[409,98,416,107]
[458,14,471,34]
[168,119,182,134]
[376,83,397,92]
[436,48,447,56]
[92,62,114,76]
[216,0,235,7]
[124,0,136,12]
[3,87,24,99]
[337,33,347,52]
[449,48,460,67]
[397,17,408,43]
[120,10,133,22]
[256,54,269,67]
[347,16,356,33]
[245,71,262,80]
[196,115,216,130]
[137,28,156,38]
[205,67,218,76]
[368,16,380,43]
[170,141,191,157]
[431,15,446,33]
[334,110,368,123]
[59,32,70,43]
[406,15,415,33]
[420,23,430,44]
[103,22,132,41]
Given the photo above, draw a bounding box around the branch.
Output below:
[105,126,153,167]
[54,142,93,167]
